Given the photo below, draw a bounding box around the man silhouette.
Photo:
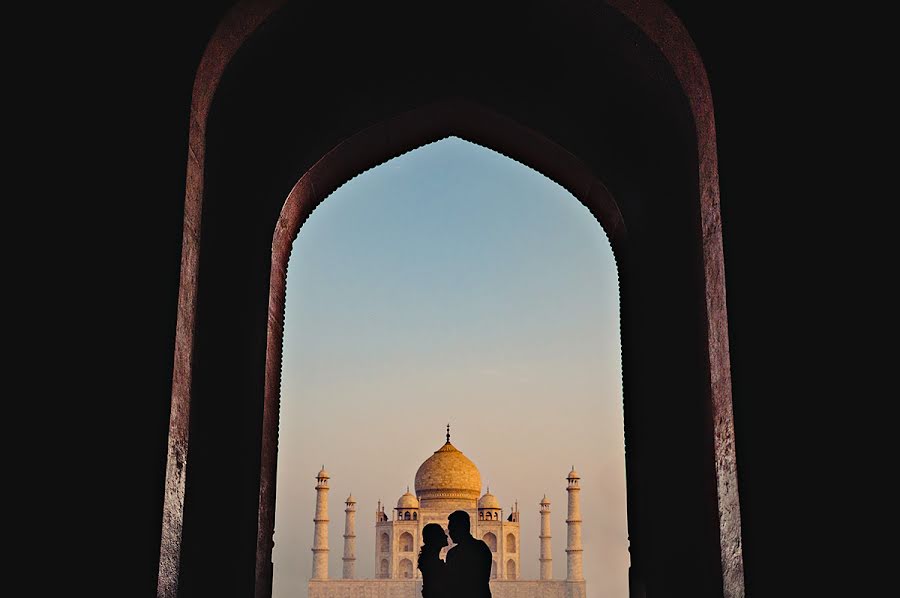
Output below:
[446,510,492,598]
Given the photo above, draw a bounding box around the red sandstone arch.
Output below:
[158,1,744,597]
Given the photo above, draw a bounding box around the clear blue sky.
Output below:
[273,137,627,597]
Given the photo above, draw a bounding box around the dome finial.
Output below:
[446,423,450,443]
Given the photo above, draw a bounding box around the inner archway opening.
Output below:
[273,137,627,597]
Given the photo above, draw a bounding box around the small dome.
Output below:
[397,490,419,509]
[346,494,356,504]
[540,494,551,505]
[567,466,579,479]
[478,489,500,510]
[316,466,329,479]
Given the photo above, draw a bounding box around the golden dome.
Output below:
[415,440,481,504]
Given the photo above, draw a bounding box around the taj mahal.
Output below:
[306,427,587,598]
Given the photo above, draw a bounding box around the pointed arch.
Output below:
[506,533,516,553]
[156,2,746,597]
[400,559,413,579]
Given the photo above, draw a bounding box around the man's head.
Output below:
[447,510,471,543]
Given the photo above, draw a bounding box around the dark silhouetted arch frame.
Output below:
[158,1,744,596]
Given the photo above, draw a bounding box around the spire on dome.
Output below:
[446,423,450,443]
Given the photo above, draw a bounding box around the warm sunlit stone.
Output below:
[308,431,586,598]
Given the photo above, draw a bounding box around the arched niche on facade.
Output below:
[399,559,413,579]
[157,1,744,597]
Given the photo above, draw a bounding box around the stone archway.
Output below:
[157,2,744,597]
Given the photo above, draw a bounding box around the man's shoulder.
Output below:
[471,538,492,558]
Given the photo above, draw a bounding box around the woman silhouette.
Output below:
[417,523,449,598]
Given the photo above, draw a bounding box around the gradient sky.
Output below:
[273,137,627,597]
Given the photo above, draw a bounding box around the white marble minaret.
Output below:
[539,494,553,580]
[342,494,357,579]
[565,466,583,581]
[312,466,330,580]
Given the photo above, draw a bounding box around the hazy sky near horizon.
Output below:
[273,138,627,597]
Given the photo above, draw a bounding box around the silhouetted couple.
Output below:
[418,510,492,598]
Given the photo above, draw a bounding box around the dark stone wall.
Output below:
[100,1,821,596]
[183,3,717,596]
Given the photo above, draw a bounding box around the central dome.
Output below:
[414,439,482,506]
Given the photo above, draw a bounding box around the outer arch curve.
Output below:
[158,2,744,597]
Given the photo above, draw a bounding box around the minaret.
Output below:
[312,466,330,579]
[342,494,357,579]
[566,466,583,581]
[540,494,553,580]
